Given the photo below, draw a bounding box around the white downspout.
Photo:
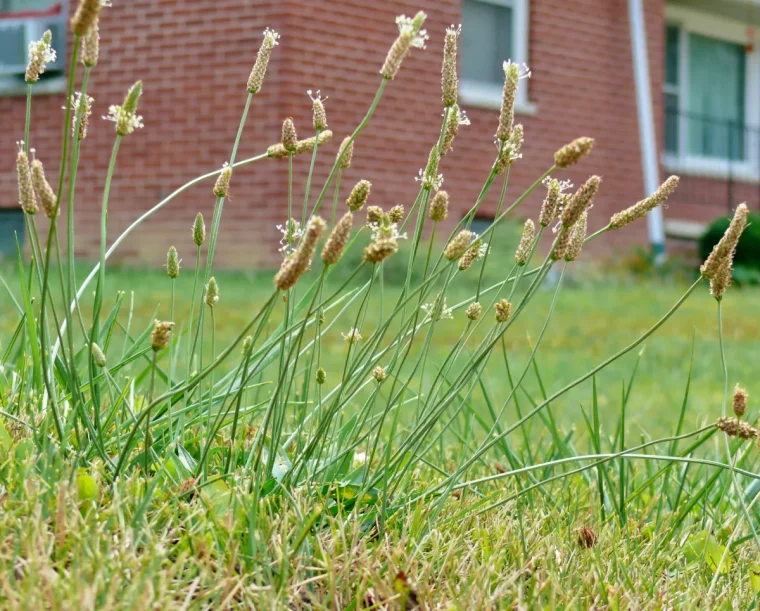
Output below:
[628,0,667,262]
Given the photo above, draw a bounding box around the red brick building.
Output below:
[1,0,759,267]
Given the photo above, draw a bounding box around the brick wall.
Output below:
[1,0,680,269]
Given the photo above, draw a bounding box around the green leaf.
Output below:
[749,563,760,594]
[0,421,11,454]
[683,530,730,575]
[76,469,100,514]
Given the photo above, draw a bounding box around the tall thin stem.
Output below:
[145,351,158,474]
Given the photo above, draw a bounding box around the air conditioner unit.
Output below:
[0,10,65,76]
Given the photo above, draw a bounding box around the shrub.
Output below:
[699,211,760,270]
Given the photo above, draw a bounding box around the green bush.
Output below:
[699,210,760,269]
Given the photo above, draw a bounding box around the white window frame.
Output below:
[0,2,66,96]
[459,0,536,115]
[663,4,760,182]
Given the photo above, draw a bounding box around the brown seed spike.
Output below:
[267,130,334,159]
[514,219,535,266]
[16,145,38,215]
[610,176,680,230]
[700,203,749,282]
[539,179,562,227]
[577,527,598,549]
[496,61,520,141]
[444,230,473,261]
[282,118,298,152]
[363,239,398,264]
[71,0,103,37]
[554,137,595,168]
[150,320,175,352]
[309,90,328,131]
[733,385,748,418]
[366,206,384,226]
[31,159,57,219]
[429,190,449,222]
[466,302,482,320]
[337,137,354,169]
[441,25,460,108]
[247,28,280,94]
[551,226,574,261]
[213,163,232,198]
[274,217,326,291]
[564,212,588,262]
[495,299,512,323]
[717,416,758,440]
[388,205,404,224]
[81,19,99,67]
[380,12,428,80]
[561,176,601,228]
[346,180,372,212]
[321,212,353,266]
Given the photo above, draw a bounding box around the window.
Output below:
[0,1,65,94]
[459,0,534,113]
[663,5,760,179]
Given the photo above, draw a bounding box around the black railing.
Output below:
[663,107,760,215]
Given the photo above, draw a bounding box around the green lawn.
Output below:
[2,248,759,609]
[39,259,757,438]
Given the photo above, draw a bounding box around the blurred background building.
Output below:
[1,0,759,266]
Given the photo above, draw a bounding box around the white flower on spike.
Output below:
[369,221,407,243]
[64,92,94,139]
[503,59,531,81]
[352,451,367,468]
[396,15,429,48]
[477,241,489,260]
[492,138,522,167]
[542,176,573,194]
[441,107,470,127]
[415,169,444,191]
[277,218,303,255]
[25,30,56,82]
[421,297,454,321]
[28,37,56,67]
[341,328,363,344]
[103,104,143,134]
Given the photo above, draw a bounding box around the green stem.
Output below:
[88,135,122,421]
[330,171,342,227]
[145,351,158,474]
[24,84,32,154]
[309,79,387,217]
[168,277,175,440]
[301,130,321,227]
[37,34,81,444]
[707,299,760,593]
[203,92,252,278]
[92,135,123,335]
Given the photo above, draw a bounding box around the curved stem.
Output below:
[52,151,268,361]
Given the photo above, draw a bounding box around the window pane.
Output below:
[0,22,26,71]
[462,0,513,85]
[43,18,65,71]
[0,0,59,12]
[665,25,679,86]
[687,33,745,160]
[664,93,679,154]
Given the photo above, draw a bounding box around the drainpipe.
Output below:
[628,0,666,263]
